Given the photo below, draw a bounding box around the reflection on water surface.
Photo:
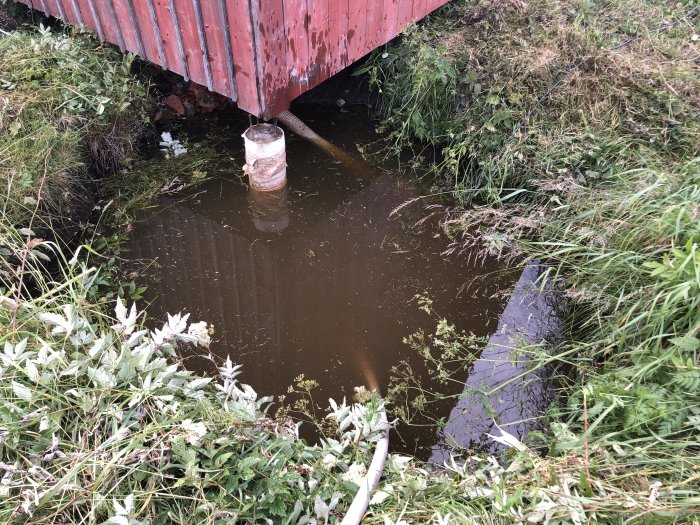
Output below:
[126,107,527,457]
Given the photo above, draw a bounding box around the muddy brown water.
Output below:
[124,106,542,459]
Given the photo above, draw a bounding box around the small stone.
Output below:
[187,82,207,96]
[196,91,218,112]
[163,94,185,116]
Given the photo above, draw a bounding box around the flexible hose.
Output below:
[275,110,376,179]
[339,399,390,525]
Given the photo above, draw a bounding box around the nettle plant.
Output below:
[0,255,390,524]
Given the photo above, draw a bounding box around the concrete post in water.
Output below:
[247,185,290,232]
[242,124,287,191]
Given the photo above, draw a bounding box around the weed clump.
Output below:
[0,24,149,237]
[362,0,700,203]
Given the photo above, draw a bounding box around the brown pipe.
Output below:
[275,110,376,179]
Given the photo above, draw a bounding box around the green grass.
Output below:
[0,220,393,523]
[0,23,149,235]
[353,1,700,522]
[0,21,217,287]
[2,1,700,523]
[0,22,390,524]
[525,160,700,439]
[360,0,700,204]
[359,169,700,524]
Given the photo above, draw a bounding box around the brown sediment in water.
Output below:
[124,106,522,458]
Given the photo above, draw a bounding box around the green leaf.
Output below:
[669,336,700,352]
[12,380,33,401]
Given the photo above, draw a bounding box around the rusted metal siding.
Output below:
[260,0,451,116]
[15,0,452,117]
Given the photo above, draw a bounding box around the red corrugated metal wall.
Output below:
[14,0,451,117]
[261,0,451,116]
